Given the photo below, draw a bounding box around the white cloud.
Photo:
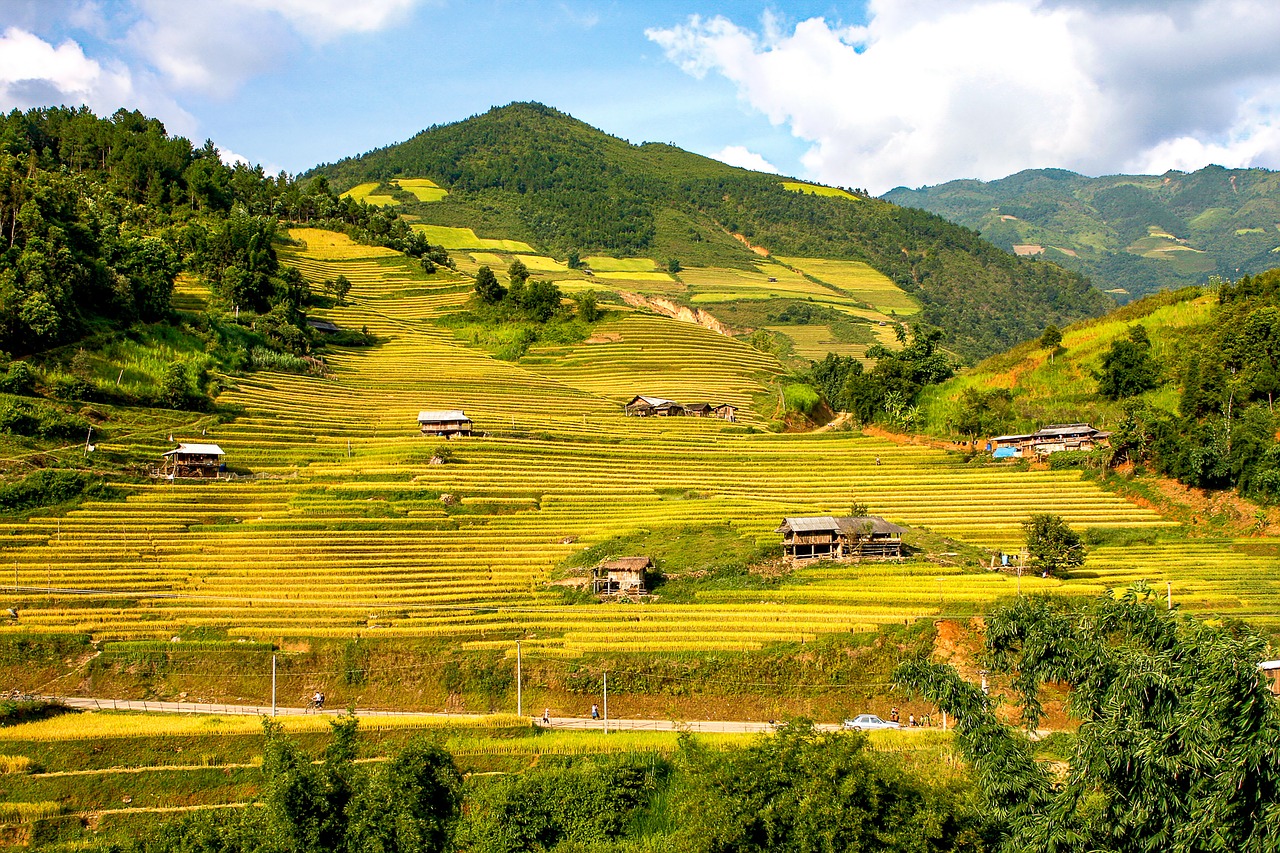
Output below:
[0,26,196,134]
[127,0,424,97]
[217,145,251,167]
[712,144,778,173]
[249,0,421,42]
[648,1,1280,193]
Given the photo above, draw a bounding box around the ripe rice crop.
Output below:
[391,178,447,202]
[0,712,530,742]
[780,181,859,200]
[0,226,1232,654]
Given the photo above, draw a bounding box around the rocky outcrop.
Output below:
[619,292,734,337]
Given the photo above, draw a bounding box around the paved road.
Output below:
[45,695,858,734]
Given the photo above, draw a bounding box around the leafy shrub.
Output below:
[0,469,111,513]
[47,374,90,402]
[0,699,70,728]
[0,361,35,395]
[0,396,88,439]
[250,346,314,374]
[782,383,821,415]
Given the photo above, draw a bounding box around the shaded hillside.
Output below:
[884,166,1280,299]
[311,102,1110,362]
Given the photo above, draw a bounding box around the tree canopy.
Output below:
[896,587,1280,853]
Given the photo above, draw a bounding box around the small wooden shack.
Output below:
[1261,660,1280,696]
[624,396,685,417]
[418,410,473,437]
[306,317,341,334]
[777,515,905,563]
[592,557,651,596]
[162,443,225,479]
[624,396,736,421]
[989,423,1110,459]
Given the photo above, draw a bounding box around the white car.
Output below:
[842,714,900,731]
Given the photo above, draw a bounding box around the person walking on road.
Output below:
[591,703,600,720]
[542,708,550,725]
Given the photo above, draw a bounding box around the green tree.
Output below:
[349,740,463,853]
[507,258,529,287]
[1020,513,1083,578]
[474,266,506,305]
[1038,324,1062,351]
[573,289,601,322]
[667,257,682,274]
[896,587,1280,853]
[159,362,196,409]
[519,279,563,322]
[953,387,1014,438]
[674,721,989,853]
[1096,325,1159,400]
[332,274,352,306]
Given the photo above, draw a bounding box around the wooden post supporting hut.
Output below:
[592,557,651,596]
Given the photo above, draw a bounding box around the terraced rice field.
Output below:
[340,182,399,207]
[780,181,859,200]
[775,258,920,316]
[765,325,871,360]
[411,225,534,253]
[3,228,1258,655]
[391,178,447,202]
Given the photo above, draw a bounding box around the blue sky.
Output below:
[5,1,1280,193]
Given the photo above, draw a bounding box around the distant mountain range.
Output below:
[883,165,1280,299]
[309,102,1110,361]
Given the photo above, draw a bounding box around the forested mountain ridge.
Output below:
[884,165,1280,300]
[311,102,1112,361]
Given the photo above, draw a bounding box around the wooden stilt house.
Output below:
[162,443,225,479]
[418,410,473,437]
[592,557,651,596]
[624,396,686,417]
[776,515,906,563]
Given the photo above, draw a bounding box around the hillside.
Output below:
[918,267,1280,506]
[311,102,1111,362]
[884,165,1280,299]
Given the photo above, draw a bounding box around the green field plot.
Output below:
[170,273,209,312]
[469,252,507,267]
[775,257,920,316]
[412,224,534,252]
[340,181,399,206]
[593,270,675,282]
[391,177,448,202]
[766,325,871,359]
[583,256,656,272]
[520,255,571,273]
[781,181,858,200]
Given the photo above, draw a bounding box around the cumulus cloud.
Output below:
[0,26,196,134]
[647,1,1280,192]
[217,145,251,168]
[127,0,423,97]
[712,144,779,173]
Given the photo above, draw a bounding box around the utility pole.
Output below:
[516,640,522,718]
[603,671,608,734]
[272,655,277,717]
[1167,582,1172,610]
